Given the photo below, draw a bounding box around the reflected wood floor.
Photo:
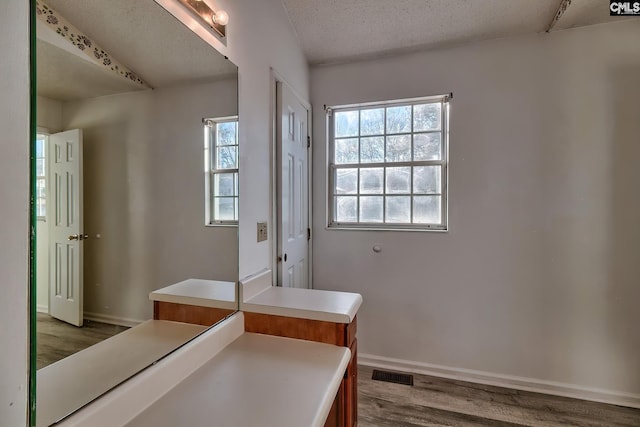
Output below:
[37,313,128,369]
[358,366,640,427]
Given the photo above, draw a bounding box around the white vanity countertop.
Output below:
[241,286,363,323]
[37,320,207,427]
[149,278,237,310]
[125,332,350,427]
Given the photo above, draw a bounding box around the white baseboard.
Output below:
[37,304,49,314]
[358,353,640,409]
[83,312,144,328]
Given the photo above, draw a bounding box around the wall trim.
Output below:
[239,268,271,303]
[36,0,149,87]
[83,312,144,328]
[358,353,640,409]
[37,304,48,314]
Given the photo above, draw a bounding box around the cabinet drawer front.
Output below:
[154,301,234,326]
[244,312,348,346]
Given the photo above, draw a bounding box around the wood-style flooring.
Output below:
[37,313,128,369]
[358,366,640,427]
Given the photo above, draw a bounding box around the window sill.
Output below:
[327,224,448,233]
[205,223,238,228]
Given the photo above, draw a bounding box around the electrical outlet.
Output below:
[257,222,268,242]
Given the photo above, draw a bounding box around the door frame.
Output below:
[269,68,313,288]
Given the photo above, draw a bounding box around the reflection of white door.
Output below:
[48,129,84,326]
[277,82,310,289]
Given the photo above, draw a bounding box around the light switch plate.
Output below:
[257,222,268,242]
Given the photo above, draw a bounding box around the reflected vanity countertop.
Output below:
[125,332,350,427]
[241,286,362,323]
[149,278,237,310]
[37,320,207,427]
[56,313,349,427]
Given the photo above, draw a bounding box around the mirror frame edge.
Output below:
[29,0,38,425]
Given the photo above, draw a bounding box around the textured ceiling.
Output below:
[39,0,236,100]
[552,0,635,31]
[37,40,145,101]
[280,0,631,65]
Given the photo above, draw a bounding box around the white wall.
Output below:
[311,20,640,398]
[61,78,238,323]
[0,1,30,425]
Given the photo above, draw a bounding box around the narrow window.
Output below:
[327,95,449,230]
[35,134,47,220]
[205,117,239,225]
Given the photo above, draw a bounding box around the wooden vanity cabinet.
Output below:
[153,301,235,326]
[244,313,358,427]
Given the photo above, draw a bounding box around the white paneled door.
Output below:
[277,82,310,288]
[48,129,84,326]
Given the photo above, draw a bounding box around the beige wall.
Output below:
[36,221,48,312]
[0,0,30,425]
[61,78,238,323]
[311,20,640,398]
[36,96,63,133]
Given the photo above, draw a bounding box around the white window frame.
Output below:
[35,133,48,221]
[204,116,239,226]
[326,94,450,231]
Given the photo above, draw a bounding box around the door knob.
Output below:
[277,253,288,262]
[68,234,89,241]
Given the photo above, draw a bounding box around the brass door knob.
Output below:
[68,234,89,241]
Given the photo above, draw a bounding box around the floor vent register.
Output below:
[371,369,414,386]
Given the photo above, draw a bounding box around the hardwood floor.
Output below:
[358,366,640,427]
[37,313,128,369]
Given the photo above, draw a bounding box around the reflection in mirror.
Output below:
[33,0,238,424]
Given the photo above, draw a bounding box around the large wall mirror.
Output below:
[31,0,238,425]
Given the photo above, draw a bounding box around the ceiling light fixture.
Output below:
[212,9,229,26]
[176,0,227,39]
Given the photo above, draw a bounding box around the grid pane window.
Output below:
[206,117,238,224]
[328,96,449,230]
[35,136,47,219]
